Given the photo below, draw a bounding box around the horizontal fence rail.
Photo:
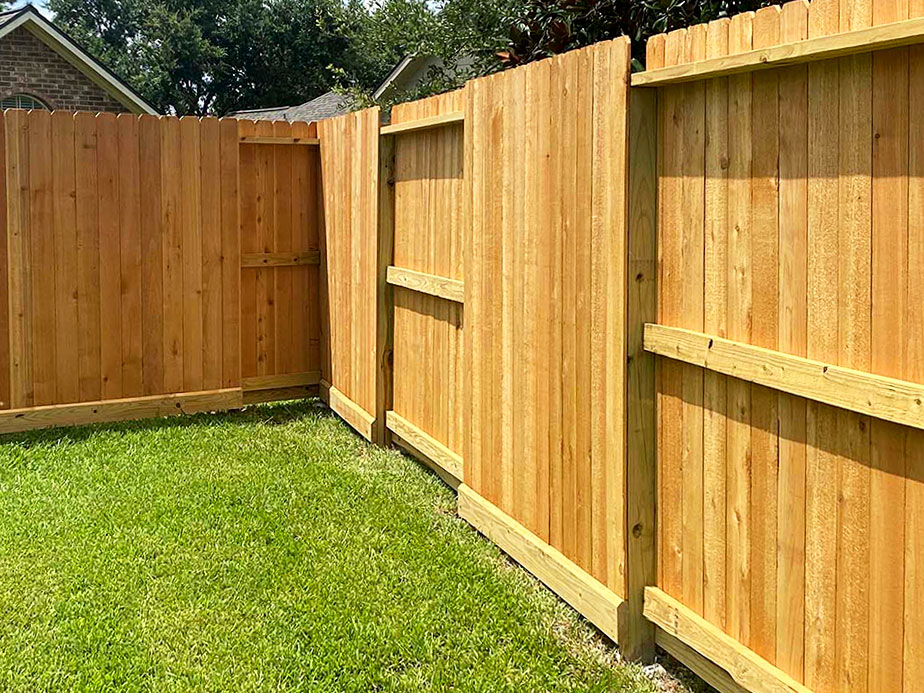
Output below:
[645,324,924,430]
[386,266,464,303]
[632,15,924,85]
[379,111,465,136]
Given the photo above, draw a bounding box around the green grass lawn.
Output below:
[0,401,661,692]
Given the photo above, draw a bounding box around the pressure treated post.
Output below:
[620,85,658,663]
[374,132,396,446]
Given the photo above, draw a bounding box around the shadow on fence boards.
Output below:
[4,0,924,688]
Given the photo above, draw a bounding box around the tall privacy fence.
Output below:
[3,0,924,689]
[0,112,323,430]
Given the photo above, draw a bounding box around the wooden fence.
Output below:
[642,0,924,690]
[239,119,323,403]
[313,2,924,688]
[0,110,323,432]
[317,108,383,441]
[7,0,924,688]
[464,38,636,636]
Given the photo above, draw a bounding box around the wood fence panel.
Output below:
[390,90,465,462]
[465,39,631,599]
[644,0,924,689]
[318,108,380,434]
[1,110,243,418]
[238,118,322,401]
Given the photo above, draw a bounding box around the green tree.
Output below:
[47,0,378,115]
[499,0,775,70]
[337,0,509,109]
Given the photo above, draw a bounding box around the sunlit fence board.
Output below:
[465,39,631,602]
[317,108,381,430]
[646,0,924,689]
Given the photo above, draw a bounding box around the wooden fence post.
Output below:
[621,85,658,663]
[374,132,396,446]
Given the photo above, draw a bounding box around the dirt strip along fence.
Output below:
[0,110,324,432]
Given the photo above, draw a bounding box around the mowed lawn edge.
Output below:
[0,401,659,693]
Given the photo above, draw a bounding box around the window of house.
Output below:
[0,94,50,111]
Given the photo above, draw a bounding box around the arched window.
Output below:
[0,94,50,111]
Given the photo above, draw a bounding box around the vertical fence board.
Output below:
[868,27,909,693]
[139,115,164,396]
[200,117,223,390]
[904,42,924,691]
[659,27,687,604]
[703,16,730,636]
[0,112,8,410]
[725,10,754,650]
[219,118,240,388]
[776,1,809,680]
[835,20,873,692]
[51,112,79,405]
[97,112,122,401]
[75,112,101,402]
[749,5,781,665]
[804,1,841,688]
[680,24,706,617]
[161,117,184,394]
[7,110,32,409]
[29,110,55,406]
[118,114,143,398]
[179,117,203,392]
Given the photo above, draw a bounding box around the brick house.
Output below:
[0,5,156,114]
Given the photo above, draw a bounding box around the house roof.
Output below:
[232,52,468,123]
[0,5,157,114]
[373,54,419,101]
[232,91,350,123]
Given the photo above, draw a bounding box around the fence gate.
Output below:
[238,120,323,405]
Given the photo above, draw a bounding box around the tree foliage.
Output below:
[46,0,382,115]
[45,0,509,115]
[499,0,775,70]
[332,0,509,109]
[44,0,778,116]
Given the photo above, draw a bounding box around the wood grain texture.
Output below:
[386,410,463,482]
[386,266,464,303]
[391,91,466,461]
[633,13,924,85]
[0,112,248,432]
[464,41,631,598]
[645,325,924,430]
[644,588,811,693]
[648,3,924,691]
[0,388,242,434]
[238,121,322,398]
[318,108,381,425]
